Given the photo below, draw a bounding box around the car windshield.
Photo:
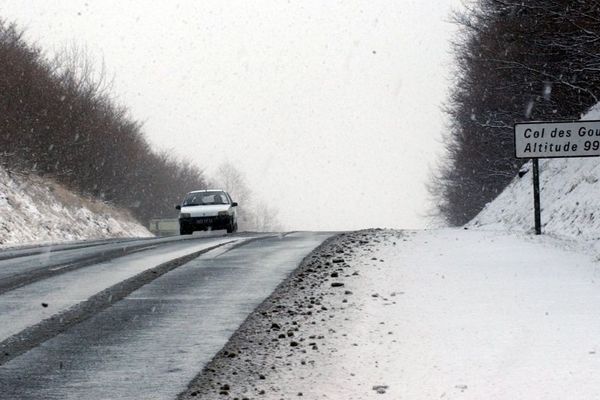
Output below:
[182,192,229,206]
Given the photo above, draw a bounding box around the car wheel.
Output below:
[180,226,191,235]
[226,220,236,234]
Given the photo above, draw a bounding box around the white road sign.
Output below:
[514,120,600,159]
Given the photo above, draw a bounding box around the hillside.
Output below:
[0,166,151,246]
[431,3,600,226]
[469,106,600,240]
[0,20,207,224]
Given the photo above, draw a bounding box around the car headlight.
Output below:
[218,211,229,216]
[180,213,191,218]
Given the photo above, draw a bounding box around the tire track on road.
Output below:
[0,243,160,295]
[0,241,234,365]
[0,235,233,295]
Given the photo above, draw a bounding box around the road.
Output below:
[0,231,333,400]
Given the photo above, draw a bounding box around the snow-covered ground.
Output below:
[470,104,600,240]
[0,166,151,246]
[181,229,600,399]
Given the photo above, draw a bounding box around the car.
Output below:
[176,189,238,235]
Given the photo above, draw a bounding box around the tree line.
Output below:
[430,1,600,225]
[210,162,283,232]
[0,20,206,223]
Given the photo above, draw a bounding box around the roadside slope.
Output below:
[0,166,151,246]
[469,105,600,239]
[180,229,600,399]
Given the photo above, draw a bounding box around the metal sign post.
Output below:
[514,119,600,235]
[532,159,541,235]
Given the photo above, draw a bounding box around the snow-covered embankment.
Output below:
[0,166,151,246]
[470,105,600,239]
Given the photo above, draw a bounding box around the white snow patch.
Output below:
[314,229,600,399]
[0,166,152,246]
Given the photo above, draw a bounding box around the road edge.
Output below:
[176,231,366,399]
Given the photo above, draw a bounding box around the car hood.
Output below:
[180,204,231,217]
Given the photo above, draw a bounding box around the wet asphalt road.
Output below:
[0,233,233,293]
[0,237,234,343]
[0,232,333,400]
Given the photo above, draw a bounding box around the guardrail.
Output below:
[148,219,179,236]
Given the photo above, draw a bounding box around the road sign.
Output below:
[514,119,600,236]
[515,120,600,158]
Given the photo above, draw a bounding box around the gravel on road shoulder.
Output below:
[178,229,400,400]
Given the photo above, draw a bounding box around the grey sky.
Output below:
[0,0,461,230]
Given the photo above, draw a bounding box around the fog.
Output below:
[0,0,461,230]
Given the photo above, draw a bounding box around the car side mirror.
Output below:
[231,202,238,207]
[175,205,181,210]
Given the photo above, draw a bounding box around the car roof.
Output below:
[188,189,226,193]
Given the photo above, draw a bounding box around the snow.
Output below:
[182,229,600,399]
[0,166,152,246]
[469,104,600,240]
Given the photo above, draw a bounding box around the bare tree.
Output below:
[430,1,600,225]
[0,19,208,224]
[214,161,251,205]
[250,200,284,232]
[211,162,283,232]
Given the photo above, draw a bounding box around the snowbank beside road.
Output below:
[470,105,600,239]
[181,228,600,399]
[0,167,151,246]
